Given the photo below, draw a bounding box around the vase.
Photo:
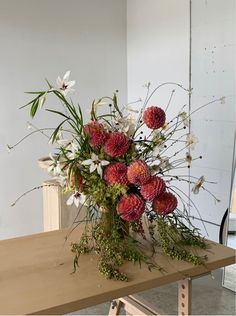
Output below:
[100,207,129,238]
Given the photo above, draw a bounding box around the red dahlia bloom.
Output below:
[104,132,129,157]
[127,160,151,186]
[152,192,178,215]
[117,193,145,221]
[84,121,108,147]
[140,176,166,201]
[143,106,166,129]
[104,163,129,186]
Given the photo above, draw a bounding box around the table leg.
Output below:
[178,278,192,316]
[109,299,123,315]
[108,295,162,315]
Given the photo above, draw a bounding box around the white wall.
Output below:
[190,0,236,241]
[127,0,235,242]
[127,0,190,101]
[1,0,235,242]
[0,0,127,239]
[127,0,190,229]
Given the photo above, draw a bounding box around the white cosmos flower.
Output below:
[186,132,198,150]
[56,71,75,96]
[66,192,87,208]
[81,153,110,177]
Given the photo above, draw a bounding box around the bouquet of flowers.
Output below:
[13,71,222,281]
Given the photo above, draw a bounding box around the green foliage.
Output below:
[157,216,208,265]
[82,172,128,209]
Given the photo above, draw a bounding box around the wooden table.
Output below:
[0,228,235,315]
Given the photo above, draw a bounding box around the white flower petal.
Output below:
[79,194,87,205]
[81,159,93,166]
[56,76,62,87]
[68,80,75,88]
[63,71,71,81]
[100,160,110,166]
[91,153,98,161]
[74,197,80,208]
[97,164,103,177]
[66,194,74,206]
[90,163,97,173]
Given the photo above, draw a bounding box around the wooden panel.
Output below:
[0,228,235,315]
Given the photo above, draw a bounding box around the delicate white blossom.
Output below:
[67,142,80,160]
[220,96,226,104]
[192,176,205,194]
[185,152,192,165]
[115,115,136,136]
[47,153,62,176]
[179,111,190,127]
[66,192,87,208]
[81,153,110,177]
[186,132,198,150]
[56,71,75,96]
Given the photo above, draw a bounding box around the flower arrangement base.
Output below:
[71,212,208,281]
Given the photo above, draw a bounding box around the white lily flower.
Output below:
[56,71,75,96]
[81,153,110,177]
[66,192,87,208]
[186,132,198,150]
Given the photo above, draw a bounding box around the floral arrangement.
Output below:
[11,71,222,281]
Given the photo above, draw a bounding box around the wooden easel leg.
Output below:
[178,278,192,316]
[108,299,123,315]
[108,295,162,315]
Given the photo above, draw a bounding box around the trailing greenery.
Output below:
[156,216,208,265]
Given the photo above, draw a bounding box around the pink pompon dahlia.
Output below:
[104,163,129,186]
[143,106,166,129]
[104,132,129,157]
[84,121,109,147]
[117,193,145,221]
[140,176,166,201]
[127,160,151,186]
[152,192,178,215]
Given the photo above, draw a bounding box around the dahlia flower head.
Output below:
[116,193,145,221]
[104,163,129,186]
[127,160,151,186]
[152,192,178,215]
[140,176,166,201]
[104,132,129,157]
[143,106,166,129]
[84,121,108,147]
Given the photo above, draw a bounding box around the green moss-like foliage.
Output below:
[156,216,208,265]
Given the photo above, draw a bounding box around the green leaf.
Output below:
[50,118,68,143]
[30,99,39,118]
[46,109,70,120]
[45,78,53,89]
